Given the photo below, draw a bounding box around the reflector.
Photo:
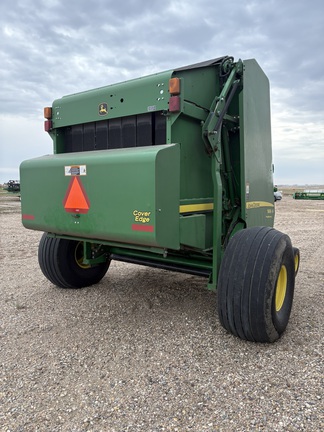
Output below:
[44,120,52,132]
[169,96,180,112]
[169,77,180,95]
[63,176,90,214]
[44,107,52,119]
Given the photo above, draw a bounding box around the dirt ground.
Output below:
[0,192,323,431]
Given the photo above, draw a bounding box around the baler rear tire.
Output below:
[38,233,110,289]
[217,226,295,343]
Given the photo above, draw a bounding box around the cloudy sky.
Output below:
[0,0,323,185]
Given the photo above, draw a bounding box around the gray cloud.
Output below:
[0,0,323,184]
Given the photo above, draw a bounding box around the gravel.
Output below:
[0,193,323,431]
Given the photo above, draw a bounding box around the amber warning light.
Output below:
[169,77,180,95]
[44,106,52,132]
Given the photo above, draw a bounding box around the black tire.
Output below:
[217,226,295,343]
[38,233,110,288]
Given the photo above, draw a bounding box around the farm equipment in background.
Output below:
[3,180,20,197]
[293,190,324,200]
[20,56,300,343]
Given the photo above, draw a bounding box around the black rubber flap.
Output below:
[174,56,228,72]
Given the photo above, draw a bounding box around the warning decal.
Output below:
[65,165,87,176]
[63,176,90,214]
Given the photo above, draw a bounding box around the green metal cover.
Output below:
[21,144,180,249]
[240,59,274,227]
[52,71,173,128]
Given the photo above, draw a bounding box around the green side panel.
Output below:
[180,214,213,249]
[240,59,274,227]
[169,66,220,202]
[52,71,173,128]
[172,66,220,112]
[20,144,180,249]
[171,116,213,201]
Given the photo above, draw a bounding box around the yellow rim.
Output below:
[74,242,91,269]
[294,254,299,273]
[275,265,287,312]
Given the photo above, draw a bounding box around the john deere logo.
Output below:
[99,103,108,116]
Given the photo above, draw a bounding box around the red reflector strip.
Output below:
[22,214,35,220]
[131,224,154,233]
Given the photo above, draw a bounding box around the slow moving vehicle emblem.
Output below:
[98,103,108,116]
[63,177,90,214]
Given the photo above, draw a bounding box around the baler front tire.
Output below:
[217,227,295,343]
[38,233,110,289]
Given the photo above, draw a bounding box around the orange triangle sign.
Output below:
[63,177,90,214]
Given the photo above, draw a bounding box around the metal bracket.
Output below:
[202,59,243,154]
[203,59,243,290]
[83,242,108,265]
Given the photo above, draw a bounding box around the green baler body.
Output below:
[21,144,180,249]
[20,57,274,288]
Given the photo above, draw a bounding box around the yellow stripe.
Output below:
[180,201,274,213]
[246,201,274,209]
[179,203,214,213]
